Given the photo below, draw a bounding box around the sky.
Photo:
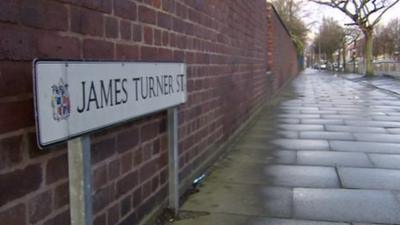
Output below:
[303,1,400,37]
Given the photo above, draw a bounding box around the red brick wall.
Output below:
[0,1,298,225]
[267,4,299,91]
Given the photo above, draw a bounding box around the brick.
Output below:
[141,121,159,142]
[29,190,52,223]
[119,211,137,225]
[176,3,187,19]
[0,1,18,23]
[0,164,42,206]
[116,171,138,197]
[140,46,158,61]
[93,185,114,214]
[43,210,70,225]
[162,31,169,46]
[161,0,175,13]
[154,29,162,46]
[0,62,32,97]
[46,153,68,184]
[28,132,53,159]
[138,5,156,25]
[173,50,184,62]
[139,160,156,182]
[37,33,81,58]
[20,0,68,31]
[120,152,133,174]
[93,214,106,225]
[81,0,112,13]
[152,139,160,155]
[0,135,23,170]
[120,195,131,217]
[114,0,137,20]
[105,16,119,38]
[0,204,26,225]
[0,99,34,134]
[152,175,159,191]
[54,182,69,209]
[132,24,142,42]
[143,26,153,44]
[142,180,152,199]
[71,7,104,36]
[142,143,153,161]
[116,44,139,60]
[157,12,172,29]
[120,20,132,40]
[83,39,114,59]
[160,168,167,184]
[153,0,161,8]
[133,149,143,165]
[0,24,36,60]
[108,158,120,180]
[158,48,173,61]
[91,137,116,164]
[92,164,107,191]
[107,204,119,225]
[132,187,142,208]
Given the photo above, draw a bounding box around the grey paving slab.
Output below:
[182,183,293,217]
[301,110,338,114]
[299,131,354,140]
[263,165,340,188]
[273,139,330,150]
[338,167,400,190]
[325,125,386,133]
[293,188,400,224]
[301,119,344,125]
[387,128,400,134]
[321,114,364,120]
[330,141,400,154]
[279,114,321,119]
[372,115,400,121]
[352,223,386,225]
[278,124,324,131]
[368,154,400,169]
[345,120,400,128]
[208,163,339,188]
[297,151,372,167]
[354,133,400,143]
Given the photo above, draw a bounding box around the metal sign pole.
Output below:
[168,107,179,216]
[68,136,93,225]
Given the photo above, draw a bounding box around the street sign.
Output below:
[33,60,187,148]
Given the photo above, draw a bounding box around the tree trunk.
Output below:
[342,43,346,71]
[364,29,374,76]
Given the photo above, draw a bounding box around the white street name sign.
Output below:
[34,60,186,148]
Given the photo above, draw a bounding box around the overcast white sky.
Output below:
[303,1,400,36]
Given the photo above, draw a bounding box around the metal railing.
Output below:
[345,61,400,77]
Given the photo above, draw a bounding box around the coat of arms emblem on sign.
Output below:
[51,78,70,121]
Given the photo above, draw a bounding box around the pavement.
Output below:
[169,69,400,225]
[340,72,400,95]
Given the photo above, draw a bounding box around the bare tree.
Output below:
[313,17,345,63]
[271,0,309,54]
[343,27,362,69]
[309,0,400,76]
